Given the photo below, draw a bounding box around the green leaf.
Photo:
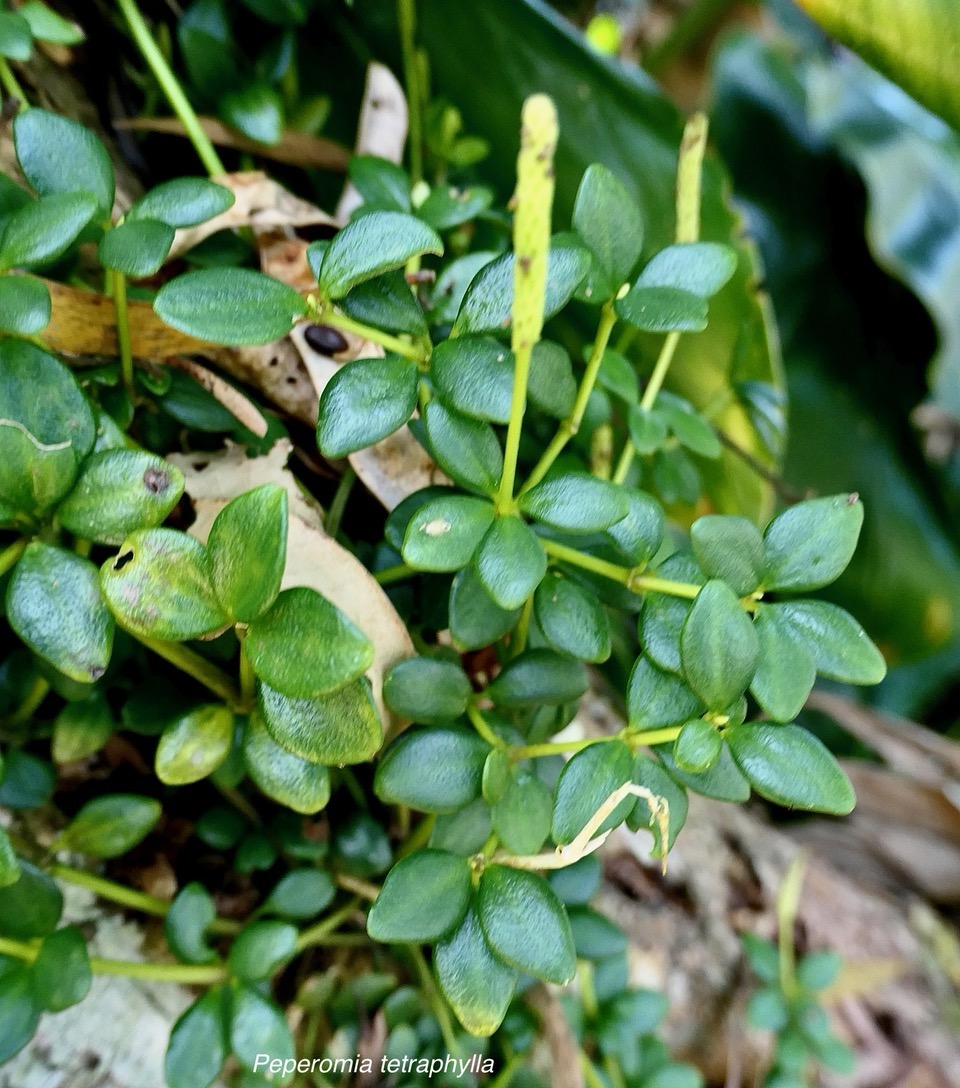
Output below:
[750,604,817,723]
[206,484,287,623]
[14,108,114,217]
[0,861,62,939]
[535,571,611,663]
[166,988,229,1088]
[100,529,228,641]
[773,600,887,685]
[263,870,335,920]
[627,404,668,454]
[0,191,97,271]
[383,656,472,724]
[430,336,514,424]
[572,163,644,299]
[0,830,19,889]
[7,544,114,683]
[341,270,428,335]
[242,712,331,814]
[797,950,842,991]
[690,514,764,596]
[259,677,382,765]
[568,908,627,959]
[673,720,721,773]
[368,850,471,942]
[423,398,503,496]
[402,492,495,571]
[614,284,708,333]
[221,82,284,144]
[486,649,588,708]
[347,155,410,211]
[638,553,704,674]
[0,750,54,810]
[333,812,392,877]
[246,587,373,698]
[762,494,863,592]
[20,2,84,45]
[154,268,309,345]
[552,740,634,845]
[165,882,218,965]
[228,920,297,982]
[129,178,235,228]
[518,473,629,533]
[449,565,522,650]
[418,184,493,230]
[478,866,575,984]
[435,903,517,1036]
[528,338,578,418]
[453,237,591,336]
[57,450,185,545]
[475,516,547,609]
[99,217,175,280]
[228,984,295,1077]
[318,211,442,299]
[680,581,758,709]
[597,347,640,403]
[316,354,418,458]
[29,926,90,1009]
[58,794,161,857]
[0,963,40,1064]
[726,723,856,814]
[492,770,552,854]
[741,933,780,983]
[430,798,492,856]
[631,756,688,853]
[374,726,488,812]
[656,742,750,803]
[548,855,602,905]
[657,394,722,459]
[156,704,234,785]
[638,242,737,298]
[0,12,34,60]
[606,490,665,566]
[0,272,49,335]
[627,656,705,729]
[52,694,114,763]
[746,986,790,1031]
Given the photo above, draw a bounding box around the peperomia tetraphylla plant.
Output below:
[0,46,882,1088]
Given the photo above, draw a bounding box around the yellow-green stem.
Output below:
[7,675,49,728]
[335,872,380,901]
[612,329,681,485]
[777,852,808,1001]
[115,0,225,177]
[397,0,423,185]
[373,562,414,585]
[109,269,135,401]
[317,304,428,363]
[0,538,27,578]
[295,898,362,953]
[410,945,462,1058]
[0,57,27,107]
[135,634,243,709]
[467,704,505,749]
[237,629,256,710]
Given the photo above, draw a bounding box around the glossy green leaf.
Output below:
[0,830,19,889]
[690,514,764,596]
[0,273,50,334]
[638,553,704,674]
[14,108,115,217]
[475,516,547,609]
[129,178,235,228]
[242,712,331,814]
[0,191,96,271]
[430,336,515,423]
[478,865,575,984]
[726,723,856,814]
[316,353,418,458]
[568,908,628,960]
[341,270,428,335]
[0,964,40,1064]
[7,544,114,683]
[206,484,287,623]
[631,755,688,853]
[762,494,863,592]
[657,393,722,459]
[0,12,33,60]
[627,404,668,454]
[228,920,297,982]
[673,720,721,773]
[348,155,410,211]
[615,284,708,333]
[638,242,737,298]
[430,798,493,856]
[57,450,185,545]
[98,218,174,278]
[573,163,644,299]
[486,648,588,708]
[228,983,295,1077]
[627,656,705,729]
[263,869,335,920]
[518,473,629,533]
[58,794,161,857]
[383,656,472,723]
[52,694,114,764]
[606,490,665,566]
[154,268,309,345]
[548,855,602,905]
[156,704,234,785]
[318,210,442,299]
[333,812,392,877]
[100,529,228,641]
[597,347,640,403]
[435,904,517,1036]
[374,726,488,812]
[20,1,83,44]
[418,184,493,230]
[535,571,611,662]
[491,770,552,854]
[552,740,634,845]
[750,604,817,723]
[797,950,842,991]
[165,988,229,1088]
[448,565,522,650]
[422,398,503,496]
[774,600,887,684]
[528,338,578,418]
[221,82,284,144]
[680,581,758,709]
[0,749,54,810]
[657,742,750,803]
[246,587,373,698]
[165,882,218,965]
[0,861,62,939]
[259,677,382,765]
[402,493,494,571]
[368,849,471,942]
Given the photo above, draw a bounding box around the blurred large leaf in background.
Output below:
[712,27,960,715]
[349,0,783,520]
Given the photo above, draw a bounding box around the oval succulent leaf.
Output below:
[374,726,488,813]
[98,218,175,278]
[518,473,629,533]
[475,516,547,610]
[367,849,471,942]
[155,704,234,786]
[242,712,331,814]
[552,739,634,845]
[680,580,759,709]
[402,493,495,572]
[382,656,472,724]
[316,354,419,459]
[57,794,162,857]
[762,494,864,592]
[129,177,235,228]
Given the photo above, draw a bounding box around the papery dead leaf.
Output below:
[167,440,414,724]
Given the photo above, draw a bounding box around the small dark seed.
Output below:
[143,466,169,495]
[304,323,349,355]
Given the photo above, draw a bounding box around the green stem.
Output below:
[627,725,683,748]
[335,872,380,901]
[7,675,49,728]
[317,305,428,364]
[467,704,505,749]
[497,337,533,513]
[580,1051,607,1088]
[578,960,599,1020]
[612,329,681,485]
[237,629,256,710]
[0,538,27,578]
[512,595,533,657]
[397,0,423,185]
[511,736,606,761]
[0,57,27,108]
[134,634,243,709]
[373,563,414,585]
[325,465,355,539]
[396,813,436,859]
[109,268,136,401]
[295,898,362,953]
[489,1054,524,1088]
[0,935,37,962]
[542,539,631,585]
[777,852,808,1002]
[410,946,462,1058]
[115,0,225,177]
[521,302,618,495]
